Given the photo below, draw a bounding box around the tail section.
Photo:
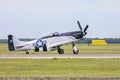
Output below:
[8,34,25,51]
[8,35,15,51]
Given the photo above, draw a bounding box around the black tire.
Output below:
[35,47,39,52]
[26,51,29,55]
[58,48,64,54]
[73,48,79,54]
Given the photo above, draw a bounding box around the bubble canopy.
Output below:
[40,32,59,39]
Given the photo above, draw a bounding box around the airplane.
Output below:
[8,21,89,54]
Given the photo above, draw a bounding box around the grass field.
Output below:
[0,44,120,78]
[0,58,120,77]
[0,44,120,54]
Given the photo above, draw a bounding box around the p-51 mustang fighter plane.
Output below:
[8,21,89,54]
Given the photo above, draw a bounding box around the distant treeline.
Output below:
[0,38,120,44]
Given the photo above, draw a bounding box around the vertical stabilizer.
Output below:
[8,35,15,51]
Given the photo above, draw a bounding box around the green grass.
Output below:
[0,44,120,54]
[0,58,120,77]
[0,44,120,77]
[76,44,120,54]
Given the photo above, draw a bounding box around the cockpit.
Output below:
[40,32,59,39]
[52,32,59,36]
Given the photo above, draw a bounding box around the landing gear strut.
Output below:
[58,47,64,54]
[72,43,79,54]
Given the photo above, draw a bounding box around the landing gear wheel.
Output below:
[26,51,29,55]
[73,47,79,54]
[58,48,64,54]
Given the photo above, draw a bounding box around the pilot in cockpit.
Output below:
[52,32,59,36]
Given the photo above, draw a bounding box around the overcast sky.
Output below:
[0,0,120,39]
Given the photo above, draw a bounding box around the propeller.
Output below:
[77,21,89,45]
[77,21,89,36]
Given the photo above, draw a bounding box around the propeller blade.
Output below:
[77,21,82,31]
[85,32,87,35]
[84,25,89,32]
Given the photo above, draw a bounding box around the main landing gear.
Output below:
[58,47,64,54]
[57,43,79,54]
[73,46,79,54]
[72,43,79,54]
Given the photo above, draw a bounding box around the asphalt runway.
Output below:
[0,54,120,58]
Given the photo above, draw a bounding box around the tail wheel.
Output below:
[73,47,79,54]
[26,51,29,55]
[58,48,64,54]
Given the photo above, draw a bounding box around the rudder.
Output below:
[8,34,15,51]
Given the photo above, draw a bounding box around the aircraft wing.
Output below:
[48,36,77,48]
